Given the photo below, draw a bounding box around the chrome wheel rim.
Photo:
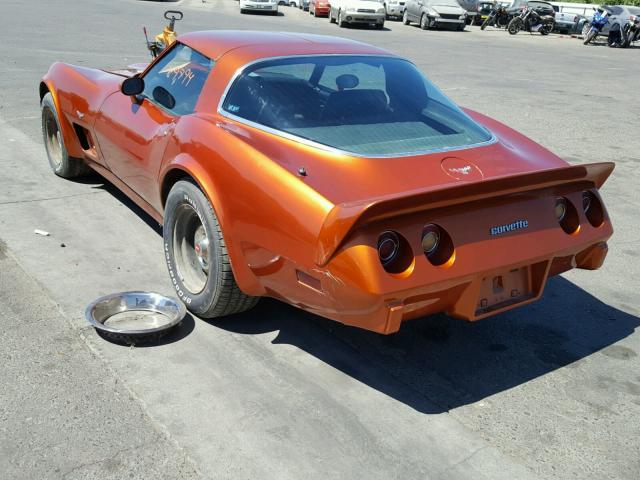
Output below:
[43,108,63,168]
[173,204,210,294]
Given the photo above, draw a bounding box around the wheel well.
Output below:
[39,82,50,101]
[161,169,196,208]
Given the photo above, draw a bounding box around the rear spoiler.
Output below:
[315,162,614,266]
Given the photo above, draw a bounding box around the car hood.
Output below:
[342,0,384,9]
[430,4,466,14]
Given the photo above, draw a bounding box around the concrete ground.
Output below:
[0,0,638,479]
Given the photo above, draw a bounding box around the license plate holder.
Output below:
[476,266,533,315]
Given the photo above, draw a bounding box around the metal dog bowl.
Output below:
[85,291,186,343]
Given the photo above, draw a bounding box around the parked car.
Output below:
[579,5,640,39]
[309,0,331,16]
[474,1,496,25]
[293,0,310,9]
[457,0,480,23]
[240,0,279,14]
[385,0,406,19]
[402,0,468,30]
[40,31,614,333]
[551,5,582,33]
[329,0,386,28]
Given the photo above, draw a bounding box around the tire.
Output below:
[376,21,384,29]
[581,22,591,38]
[583,28,597,45]
[329,7,336,22]
[457,23,465,31]
[402,10,410,25]
[338,10,346,27]
[496,15,508,28]
[420,13,429,30]
[41,92,90,178]
[540,25,551,35]
[508,17,522,35]
[480,15,491,30]
[163,180,259,318]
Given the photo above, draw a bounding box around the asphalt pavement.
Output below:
[0,0,639,479]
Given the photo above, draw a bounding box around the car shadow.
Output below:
[85,173,639,413]
[208,278,638,413]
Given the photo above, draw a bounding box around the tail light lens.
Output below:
[555,197,580,234]
[630,14,637,22]
[378,231,413,274]
[378,231,400,266]
[582,190,604,227]
[422,224,455,267]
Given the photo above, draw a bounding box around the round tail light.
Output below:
[378,231,400,266]
[555,198,567,222]
[422,224,455,267]
[555,197,580,234]
[582,190,604,227]
[377,231,414,275]
[421,228,440,254]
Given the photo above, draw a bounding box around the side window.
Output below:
[142,43,213,116]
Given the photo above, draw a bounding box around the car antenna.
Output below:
[143,26,155,59]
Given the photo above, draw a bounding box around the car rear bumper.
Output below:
[314,4,330,14]
[248,187,613,334]
[242,3,278,10]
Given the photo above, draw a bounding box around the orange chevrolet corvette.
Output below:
[40,31,614,334]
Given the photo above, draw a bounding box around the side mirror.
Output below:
[121,76,145,96]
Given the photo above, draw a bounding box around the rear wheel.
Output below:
[164,180,259,319]
[41,93,90,178]
[507,17,523,35]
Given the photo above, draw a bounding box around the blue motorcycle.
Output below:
[583,8,609,45]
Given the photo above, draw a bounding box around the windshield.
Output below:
[221,56,492,156]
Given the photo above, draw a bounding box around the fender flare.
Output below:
[39,78,85,158]
[159,154,265,296]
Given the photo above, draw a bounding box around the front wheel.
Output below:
[420,13,429,30]
[164,180,259,318]
[41,93,90,178]
[583,28,597,45]
[480,14,492,30]
[540,24,552,35]
[329,7,336,22]
[507,17,523,35]
[402,10,410,25]
[338,10,346,27]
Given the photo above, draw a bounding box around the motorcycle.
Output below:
[143,10,184,58]
[608,13,640,47]
[583,8,609,45]
[507,6,554,35]
[480,4,510,30]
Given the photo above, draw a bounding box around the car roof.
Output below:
[179,31,392,61]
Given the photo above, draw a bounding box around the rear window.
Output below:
[221,56,493,156]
